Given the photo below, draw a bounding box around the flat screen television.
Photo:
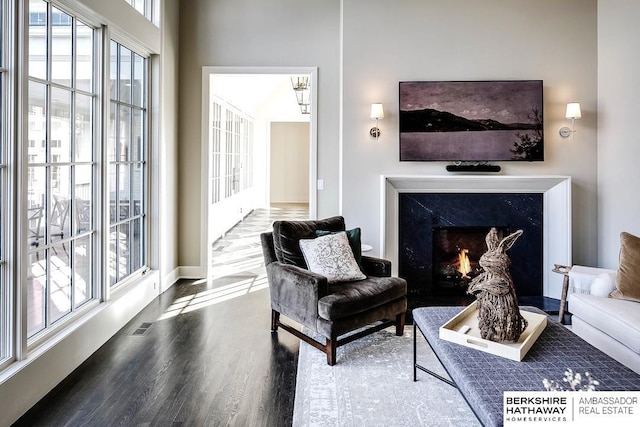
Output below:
[399,80,543,162]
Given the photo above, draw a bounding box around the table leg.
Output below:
[558,274,569,323]
[413,322,417,382]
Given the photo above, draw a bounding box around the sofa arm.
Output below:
[266,262,329,327]
[569,265,617,297]
[360,255,392,277]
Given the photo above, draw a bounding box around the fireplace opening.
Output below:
[432,226,510,297]
[398,192,544,308]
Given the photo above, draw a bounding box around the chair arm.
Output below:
[266,262,329,327]
[360,255,392,277]
[568,265,617,297]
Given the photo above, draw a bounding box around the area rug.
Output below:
[292,326,481,426]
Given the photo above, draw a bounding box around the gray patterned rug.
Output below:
[293,326,480,426]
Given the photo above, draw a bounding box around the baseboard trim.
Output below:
[177,265,206,280]
[161,267,181,293]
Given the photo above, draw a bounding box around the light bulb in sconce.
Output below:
[370,103,384,139]
[559,102,582,138]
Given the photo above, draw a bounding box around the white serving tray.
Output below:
[439,301,547,361]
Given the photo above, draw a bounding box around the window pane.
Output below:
[109,164,117,224]
[132,108,143,161]
[108,101,117,162]
[74,164,92,234]
[132,218,142,271]
[119,46,131,104]
[29,0,47,80]
[28,81,46,163]
[75,93,92,162]
[27,251,47,337]
[50,87,71,163]
[50,175,71,244]
[132,53,144,107]
[75,21,93,92]
[51,7,72,86]
[109,41,117,100]
[132,164,143,217]
[133,0,145,15]
[27,167,46,248]
[108,226,117,286]
[49,243,71,323]
[109,223,131,282]
[119,105,131,161]
[119,222,131,278]
[73,236,91,306]
[118,164,131,221]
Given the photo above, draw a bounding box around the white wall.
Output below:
[178,0,341,268]
[597,0,640,268]
[340,0,598,266]
[270,122,310,203]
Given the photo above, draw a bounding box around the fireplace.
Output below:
[380,175,572,304]
[398,192,543,306]
[431,226,509,297]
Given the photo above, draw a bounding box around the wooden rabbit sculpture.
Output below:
[467,228,528,342]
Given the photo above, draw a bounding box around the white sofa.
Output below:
[568,265,640,374]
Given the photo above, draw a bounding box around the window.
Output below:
[0,0,9,365]
[124,0,153,22]
[211,101,222,203]
[242,120,253,191]
[108,40,147,287]
[209,100,254,205]
[27,0,96,339]
[0,0,159,380]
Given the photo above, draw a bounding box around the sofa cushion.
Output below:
[590,273,616,297]
[299,231,366,284]
[272,216,345,268]
[569,292,640,354]
[317,276,407,320]
[611,231,640,303]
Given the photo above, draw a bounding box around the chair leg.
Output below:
[271,310,280,332]
[326,337,337,366]
[395,312,406,336]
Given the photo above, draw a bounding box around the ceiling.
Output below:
[209,74,310,120]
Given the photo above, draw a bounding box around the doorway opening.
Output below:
[200,67,317,277]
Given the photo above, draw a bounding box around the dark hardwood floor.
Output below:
[14,206,308,427]
[14,278,300,427]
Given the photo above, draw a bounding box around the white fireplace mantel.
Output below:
[380,175,572,300]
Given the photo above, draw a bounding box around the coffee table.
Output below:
[413,306,640,427]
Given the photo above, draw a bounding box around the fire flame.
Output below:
[458,248,471,278]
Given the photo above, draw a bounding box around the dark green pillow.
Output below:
[316,227,362,267]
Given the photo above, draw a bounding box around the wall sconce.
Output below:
[559,102,581,138]
[369,103,384,139]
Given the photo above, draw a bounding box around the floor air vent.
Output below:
[131,322,153,336]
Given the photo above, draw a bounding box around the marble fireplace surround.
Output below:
[380,175,571,300]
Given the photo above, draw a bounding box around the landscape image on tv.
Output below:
[399,80,543,162]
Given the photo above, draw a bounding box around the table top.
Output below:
[413,306,640,427]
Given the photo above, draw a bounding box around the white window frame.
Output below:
[123,0,159,26]
[107,38,149,289]
[0,0,159,384]
[23,0,102,348]
[0,0,15,370]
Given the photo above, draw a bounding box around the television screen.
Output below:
[399,80,543,162]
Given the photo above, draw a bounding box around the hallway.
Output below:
[15,206,308,426]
